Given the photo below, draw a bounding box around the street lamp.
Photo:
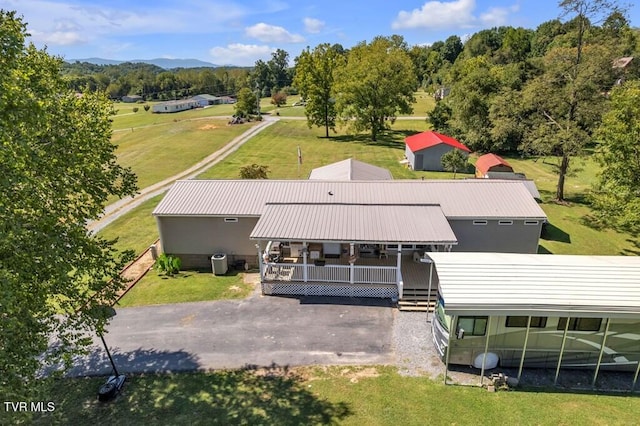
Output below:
[93,305,126,402]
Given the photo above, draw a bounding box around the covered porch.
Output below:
[250,202,457,301]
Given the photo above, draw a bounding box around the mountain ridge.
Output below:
[66,57,222,69]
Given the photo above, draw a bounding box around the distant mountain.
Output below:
[67,57,220,69]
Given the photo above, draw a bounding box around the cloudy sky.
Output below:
[2,0,639,66]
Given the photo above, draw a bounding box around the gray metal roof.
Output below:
[483,173,541,199]
[250,203,457,243]
[309,159,393,181]
[427,252,640,318]
[153,179,547,220]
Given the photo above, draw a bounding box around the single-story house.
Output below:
[122,95,143,103]
[219,96,236,104]
[152,99,200,113]
[475,153,514,178]
[309,158,393,180]
[153,179,547,303]
[191,94,223,107]
[405,131,471,171]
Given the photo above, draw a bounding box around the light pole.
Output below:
[255,84,261,117]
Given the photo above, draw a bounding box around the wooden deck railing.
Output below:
[263,262,397,285]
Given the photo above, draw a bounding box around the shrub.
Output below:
[156,253,182,276]
[132,107,139,113]
[143,104,150,111]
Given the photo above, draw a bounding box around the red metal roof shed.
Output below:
[405,131,471,153]
[475,153,513,176]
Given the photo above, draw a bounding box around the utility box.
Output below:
[211,253,228,275]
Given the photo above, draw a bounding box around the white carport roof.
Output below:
[250,203,458,244]
[427,252,640,318]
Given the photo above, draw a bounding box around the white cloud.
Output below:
[392,0,518,31]
[245,23,304,43]
[31,30,87,46]
[209,43,275,66]
[12,0,248,46]
[303,17,325,34]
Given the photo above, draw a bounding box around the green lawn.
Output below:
[112,119,256,191]
[111,103,238,130]
[117,269,253,307]
[97,195,163,255]
[33,366,640,426]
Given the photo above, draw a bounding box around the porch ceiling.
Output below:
[249,203,458,244]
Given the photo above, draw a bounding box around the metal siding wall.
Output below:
[405,145,415,169]
[159,216,259,257]
[449,220,541,253]
[420,144,457,171]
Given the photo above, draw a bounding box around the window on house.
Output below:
[457,316,488,336]
[473,220,488,226]
[506,316,547,328]
[224,218,238,223]
[401,244,414,249]
[524,220,539,226]
[387,244,398,249]
[557,317,602,332]
[498,220,513,226]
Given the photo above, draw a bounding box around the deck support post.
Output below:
[425,258,434,322]
[444,315,456,385]
[396,245,402,285]
[349,243,355,284]
[302,242,308,282]
[479,316,493,386]
[517,316,532,382]
[592,318,610,388]
[554,316,571,385]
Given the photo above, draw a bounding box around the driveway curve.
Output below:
[71,291,395,376]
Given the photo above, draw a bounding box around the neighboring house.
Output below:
[405,131,471,171]
[152,99,199,113]
[219,96,236,104]
[309,158,393,180]
[153,179,547,304]
[613,56,636,85]
[191,94,223,107]
[434,87,450,101]
[475,153,514,178]
[122,95,143,103]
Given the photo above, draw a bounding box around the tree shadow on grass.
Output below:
[36,363,352,426]
[330,128,417,150]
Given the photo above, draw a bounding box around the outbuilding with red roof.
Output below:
[404,131,471,171]
[475,153,514,178]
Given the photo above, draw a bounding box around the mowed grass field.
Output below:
[33,366,640,426]
[102,118,639,259]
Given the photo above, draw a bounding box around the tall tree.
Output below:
[293,44,345,137]
[0,10,137,408]
[334,36,417,141]
[591,81,640,232]
[235,87,258,117]
[522,0,622,201]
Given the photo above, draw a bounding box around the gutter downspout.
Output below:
[444,315,456,385]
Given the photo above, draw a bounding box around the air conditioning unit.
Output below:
[211,253,228,275]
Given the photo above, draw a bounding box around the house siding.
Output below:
[449,219,542,253]
[405,145,415,169]
[158,216,259,268]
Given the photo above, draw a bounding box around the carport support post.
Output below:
[425,259,434,322]
[255,244,264,280]
[479,316,493,386]
[444,315,456,385]
[302,242,308,283]
[632,356,640,391]
[554,316,571,385]
[592,318,610,388]
[517,316,533,382]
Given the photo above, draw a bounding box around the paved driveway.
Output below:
[70,293,395,376]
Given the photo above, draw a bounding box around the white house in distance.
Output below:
[405,131,471,171]
[153,178,547,308]
[152,99,199,113]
